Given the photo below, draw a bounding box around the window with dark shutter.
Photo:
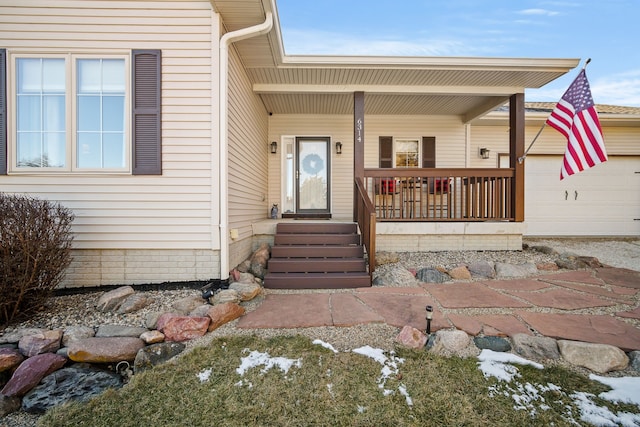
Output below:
[132,49,161,175]
[0,49,6,175]
[379,136,392,168]
[422,136,436,168]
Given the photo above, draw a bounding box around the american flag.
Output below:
[546,69,607,180]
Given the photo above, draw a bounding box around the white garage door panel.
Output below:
[525,156,640,236]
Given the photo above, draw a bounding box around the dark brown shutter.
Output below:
[132,49,161,175]
[379,136,393,168]
[0,49,6,175]
[422,136,436,168]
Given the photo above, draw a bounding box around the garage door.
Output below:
[524,155,640,236]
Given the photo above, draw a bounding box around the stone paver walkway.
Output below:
[237,267,640,351]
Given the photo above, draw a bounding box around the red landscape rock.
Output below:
[0,348,24,373]
[1,353,66,397]
[206,302,245,331]
[158,316,211,342]
[396,325,428,349]
[18,329,63,357]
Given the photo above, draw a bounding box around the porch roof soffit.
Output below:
[210,0,580,120]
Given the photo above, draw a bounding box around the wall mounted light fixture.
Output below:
[479,148,490,159]
[335,141,343,155]
[270,141,277,154]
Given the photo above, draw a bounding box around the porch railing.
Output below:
[354,177,376,275]
[363,168,515,222]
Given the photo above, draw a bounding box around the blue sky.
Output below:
[276,0,640,106]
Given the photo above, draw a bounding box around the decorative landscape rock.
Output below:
[140,330,165,345]
[375,251,400,266]
[157,315,210,342]
[95,285,136,312]
[416,268,450,283]
[629,351,640,372]
[207,302,245,332]
[0,328,46,345]
[95,325,149,338]
[558,340,629,373]
[210,289,241,305]
[189,304,213,317]
[229,282,262,301]
[0,348,24,373]
[512,334,560,360]
[467,261,495,279]
[495,262,538,278]
[430,330,470,356]
[21,364,123,414]
[1,353,67,397]
[172,295,207,315]
[133,342,186,373]
[395,325,427,349]
[62,326,96,347]
[249,243,270,279]
[448,265,472,280]
[0,394,21,417]
[474,336,511,352]
[373,265,417,287]
[18,329,63,357]
[554,253,602,270]
[67,337,146,363]
[117,293,152,314]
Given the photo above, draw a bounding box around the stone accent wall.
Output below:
[61,249,220,289]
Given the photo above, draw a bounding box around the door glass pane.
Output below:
[298,139,328,211]
[282,140,295,214]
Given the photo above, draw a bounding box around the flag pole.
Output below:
[517,58,591,164]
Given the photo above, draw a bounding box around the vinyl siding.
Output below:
[268,114,466,219]
[0,0,216,250]
[227,43,269,266]
[469,124,640,167]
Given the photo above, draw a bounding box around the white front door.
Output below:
[296,137,331,214]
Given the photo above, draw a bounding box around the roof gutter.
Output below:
[218,4,273,281]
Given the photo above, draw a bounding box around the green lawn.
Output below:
[38,335,638,427]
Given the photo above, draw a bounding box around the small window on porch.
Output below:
[394,139,419,167]
[379,136,436,168]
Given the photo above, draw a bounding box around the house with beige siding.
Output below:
[1,0,638,289]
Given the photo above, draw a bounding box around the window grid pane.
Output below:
[76,58,125,168]
[394,139,419,168]
[16,58,66,168]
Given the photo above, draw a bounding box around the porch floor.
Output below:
[237,267,640,351]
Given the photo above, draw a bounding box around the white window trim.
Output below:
[393,137,421,168]
[7,52,131,174]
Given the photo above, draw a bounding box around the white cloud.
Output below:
[281,29,497,57]
[518,8,560,16]
[590,70,640,107]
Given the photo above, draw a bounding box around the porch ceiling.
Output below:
[211,0,580,120]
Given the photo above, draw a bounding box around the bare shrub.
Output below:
[0,193,74,326]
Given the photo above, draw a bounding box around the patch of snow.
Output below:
[357,405,366,413]
[477,350,640,426]
[399,384,413,407]
[353,346,412,407]
[477,349,543,382]
[353,345,389,364]
[313,339,338,353]
[589,375,640,407]
[197,368,212,383]
[571,392,640,427]
[236,349,302,376]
